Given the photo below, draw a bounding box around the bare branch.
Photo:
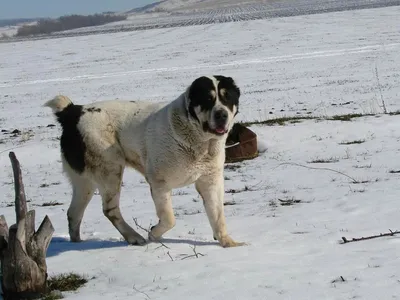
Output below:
[276,162,358,183]
[331,276,346,283]
[133,284,150,300]
[132,217,170,249]
[341,229,400,244]
[181,245,205,260]
[9,151,28,222]
[374,65,387,114]
[0,144,32,156]
[167,251,174,261]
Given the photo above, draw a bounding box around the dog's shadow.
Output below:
[157,238,218,247]
[47,237,127,257]
[47,236,218,257]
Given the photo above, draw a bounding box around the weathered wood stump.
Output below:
[0,152,55,300]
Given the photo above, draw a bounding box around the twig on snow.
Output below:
[341,229,400,244]
[0,143,35,156]
[132,217,170,249]
[331,276,346,283]
[374,65,387,114]
[181,245,205,260]
[167,251,174,261]
[133,284,150,300]
[276,162,358,183]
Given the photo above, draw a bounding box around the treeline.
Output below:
[16,13,127,37]
[0,18,39,27]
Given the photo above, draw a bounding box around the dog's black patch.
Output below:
[188,76,216,122]
[86,107,101,113]
[55,104,86,174]
[226,123,245,145]
[214,75,240,113]
[202,121,211,133]
[130,101,136,103]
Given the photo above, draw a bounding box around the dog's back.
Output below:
[44,95,165,175]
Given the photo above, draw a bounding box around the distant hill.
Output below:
[127,1,168,13]
[130,0,271,14]
[130,0,203,13]
[0,18,40,27]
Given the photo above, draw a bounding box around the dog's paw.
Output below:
[69,235,82,243]
[148,222,167,241]
[126,233,147,246]
[219,235,247,248]
[148,230,161,242]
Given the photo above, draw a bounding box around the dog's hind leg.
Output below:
[67,174,95,242]
[97,165,147,246]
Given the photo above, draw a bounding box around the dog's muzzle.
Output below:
[213,109,228,134]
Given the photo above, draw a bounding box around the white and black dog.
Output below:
[45,75,245,248]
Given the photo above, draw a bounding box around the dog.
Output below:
[44,75,245,248]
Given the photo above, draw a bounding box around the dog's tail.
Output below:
[44,95,73,114]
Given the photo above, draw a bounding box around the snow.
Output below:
[16,0,398,38]
[1,5,400,300]
[0,26,18,38]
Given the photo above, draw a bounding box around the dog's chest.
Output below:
[165,142,223,188]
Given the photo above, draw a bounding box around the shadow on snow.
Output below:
[47,236,218,257]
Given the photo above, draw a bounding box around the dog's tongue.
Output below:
[215,127,226,134]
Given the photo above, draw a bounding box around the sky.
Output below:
[0,0,157,19]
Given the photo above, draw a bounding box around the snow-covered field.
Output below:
[1,5,400,299]
[5,0,399,40]
[0,26,18,38]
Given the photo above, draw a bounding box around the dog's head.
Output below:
[186,75,240,138]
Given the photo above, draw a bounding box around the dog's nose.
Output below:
[215,110,228,122]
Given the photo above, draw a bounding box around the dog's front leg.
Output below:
[148,184,175,241]
[195,172,245,248]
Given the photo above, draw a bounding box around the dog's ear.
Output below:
[227,78,241,101]
[214,75,240,113]
[216,75,241,98]
[187,76,216,122]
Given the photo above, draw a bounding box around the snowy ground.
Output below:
[0,26,18,38]
[1,5,400,300]
[3,0,399,40]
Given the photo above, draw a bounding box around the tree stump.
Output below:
[0,152,55,300]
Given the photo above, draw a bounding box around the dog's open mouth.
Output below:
[203,122,228,136]
[213,127,228,135]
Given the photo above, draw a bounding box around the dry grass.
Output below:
[41,273,89,300]
[389,170,400,174]
[278,197,302,206]
[40,201,64,207]
[241,116,315,127]
[339,139,365,145]
[39,182,61,188]
[240,112,383,128]
[309,157,339,164]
